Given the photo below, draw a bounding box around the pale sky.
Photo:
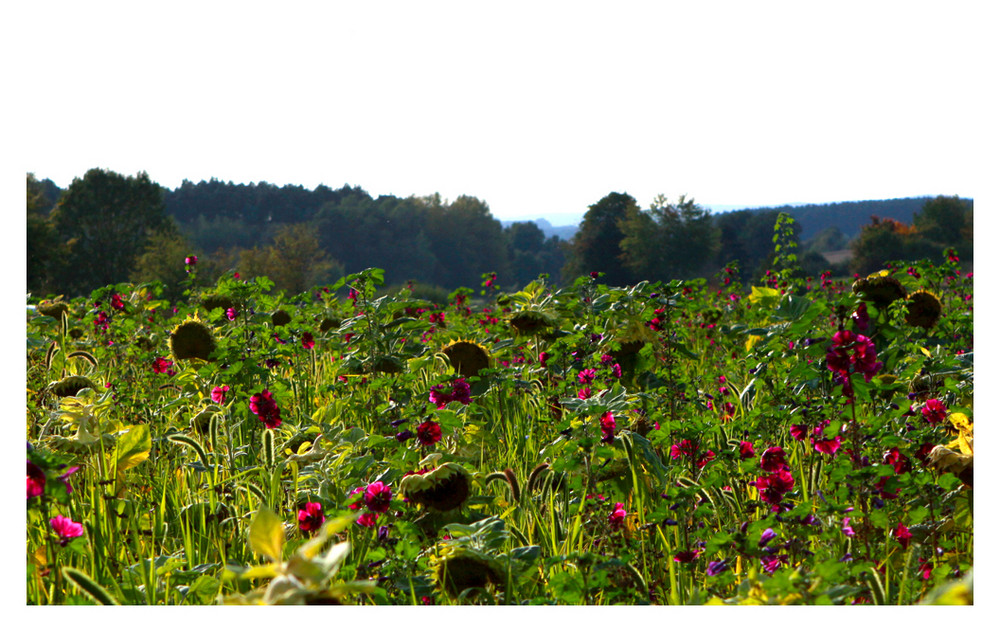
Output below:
[7,1,992,222]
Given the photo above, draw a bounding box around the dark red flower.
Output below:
[110,293,125,311]
[760,446,788,472]
[738,441,755,460]
[812,435,841,456]
[450,378,472,406]
[673,550,701,563]
[790,424,809,441]
[894,523,912,550]
[249,389,282,429]
[671,439,698,460]
[356,512,378,528]
[363,481,392,514]
[27,460,45,499]
[755,470,795,505]
[302,332,315,350]
[883,447,911,474]
[298,502,325,534]
[416,420,442,446]
[152,357,174,374]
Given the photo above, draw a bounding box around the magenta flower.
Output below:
[789,424,809,441]
[578,368,597,385]
[249,389,282,429]
[921,399,947,426]
[760,555,785,574]
[812,435,841,456]
[738,441,755,460]
[356,513,378,528]
[363,481,392,514]
[429,384,452,409]
[759,447,788,473]
[152,357,174,374]
[883,447,911,475]
[211,385,230,405]
[609,502,627,530]
[671,439,698,460]
[851,302,870,331]
[755,470,795,505]
[538,352,550,367]
[600,411,616,444]
[611,363,622,378]
[111,293,125,311]
[185,255,198,266]
[57,466,80,495]
[416,420,442,446]
[298,502,325,534]
[50,515,84,546]
[302,332,315,350]
[706,560,727,576]
[450,378,472,405]
[841,517,855,537]
[894,523,912,550]
[577,386,592,399]
[27,460,45,499]
[225,307,237,321]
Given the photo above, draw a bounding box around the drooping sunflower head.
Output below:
[319,316,341,333]
[169,319,217,361]
[200,294,235,314]
[368,355,406,375]
[49,375,97,398]
[509,309,557,335]
[904,290,943,330]
[399,462,472,511]
[431,547,502,597]
[271,309,292,327]
[442,340,491,379]
[37,301,70,319]
[852,270,907,309]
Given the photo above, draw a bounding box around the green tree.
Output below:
[562,192,638,285]
[619,194,720,281]
[27,174,64,296]
[51,169,172,296]
[132,230,196,301]
[913,195,973,259]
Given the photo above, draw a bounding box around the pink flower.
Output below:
[363,481,392,514]
[670,439,698,460]
[302,332,315,350]
[758,528,777,547]
[600,411,616,444]
[894,523,912,550]
[226,307,237,321]
[184,255,198,266]
[611,364,622,378]
[110,293,125,311]
[298,502,325,534]
[50,515,84,546]
[673,550,700,563]
[851,302,870,331]
[738,441,755,460]
[416,420,442,446]
[27,460,45,499]
[538,352,550,367]
[577,387,592,399]
[211,385,230,405]
[760,447,788,473]
[249,389,282,429]
[356,513,378,528]
[609,502,627,530]
[152,357,174,374]
[789,424,809,441]
[578,368,597,385]
[450,378,472,405]
[841,517,855,537]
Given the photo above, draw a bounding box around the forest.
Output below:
[26,170,973,301]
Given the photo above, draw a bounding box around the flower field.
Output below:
[25,255,973,605]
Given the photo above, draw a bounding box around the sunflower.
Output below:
[169,319,217,361]
[271,309,292,327]
[37,301,70,319]
[200,294,235,314]
[399,462,472,511]
[442,340,491,380]
[904,290,943,329]
[319,316,341,333]
[49,376,97,398]
[509,309,557,335]
[431,547,502,597]
[852,270,907,309]
[368,355,406,374]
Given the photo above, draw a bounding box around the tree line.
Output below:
[26,169,973,300]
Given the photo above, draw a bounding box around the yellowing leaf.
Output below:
[115,425,151,474]
[919,347,932,358]
[249,506,285,563]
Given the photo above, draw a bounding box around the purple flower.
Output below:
[57,466,80,495]
[758,528,777,547]
[706,560,727,576]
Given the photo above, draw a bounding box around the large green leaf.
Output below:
[249,506,286,563]
[115,425,151,475]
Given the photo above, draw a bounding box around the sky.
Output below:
[6,1,993,223]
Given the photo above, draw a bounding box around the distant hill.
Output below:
[500,217,578,241]
[720,197,971,241]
